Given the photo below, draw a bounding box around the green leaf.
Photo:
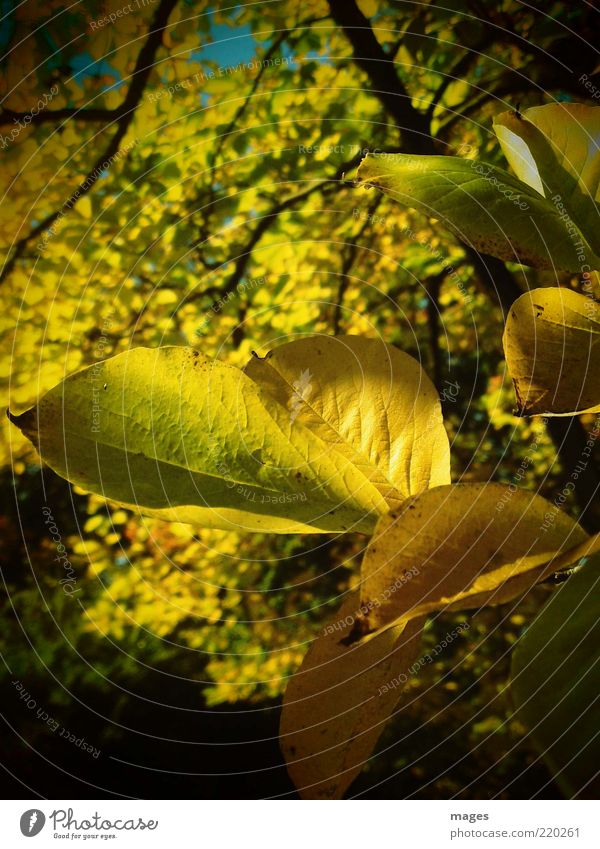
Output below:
[357,152,600,272]
[280,593,425,799]
[494,103,600,255]
[511,552,600,798]
[503,287,600,416]
[244,335,450,511]
[8,346,390,534]
[353,482,589,640]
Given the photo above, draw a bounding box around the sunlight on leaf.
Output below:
[8,345,390,534]
[280,490,597,800]
[357,152,600,271]
[245,335,450,510]
[355,482,589,638]
[495,104,600,200]
[494,103,600,257]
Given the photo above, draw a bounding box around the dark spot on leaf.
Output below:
[341,616,371,646]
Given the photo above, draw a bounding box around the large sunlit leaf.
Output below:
[511,552,600,798]
[244,335,450,511]
[8,346,390,534]
[357,152,600,272]
[353,482,589,639]
[281,503,598,799]
[503,288,600,416]
[494,103,600,255]
[280,592,425,799]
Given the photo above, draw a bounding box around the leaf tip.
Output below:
[511,381,535,418]
[355,152,376,188]
[6,406,38,442]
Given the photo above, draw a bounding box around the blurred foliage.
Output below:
[1,0,599,797]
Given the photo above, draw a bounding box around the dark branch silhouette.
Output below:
[0,0,179,285]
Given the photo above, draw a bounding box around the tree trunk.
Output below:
[328,0,600,531]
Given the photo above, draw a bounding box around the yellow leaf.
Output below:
[354,482,590,639]
[245,335,450,510]
[8,345,388,534]
[280,593,425,799]
[155,289,178,305]
[495,103,600,202]
[78,196,93,219]
[84,515,105,533]
[494,103,600,258]
[357,152,600,271]
[358,0,378,16]
[503,288,600,416]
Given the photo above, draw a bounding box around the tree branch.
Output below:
[193,24,303,256]
[184,154,366,311]
[0,107,116,127]
[327,0,435,154]
[0,0,179,286]
[333,194,382,334]
[425,271,445,390]
[328,0,600,531]
[426,40,492,121]
[545,418,600,534]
